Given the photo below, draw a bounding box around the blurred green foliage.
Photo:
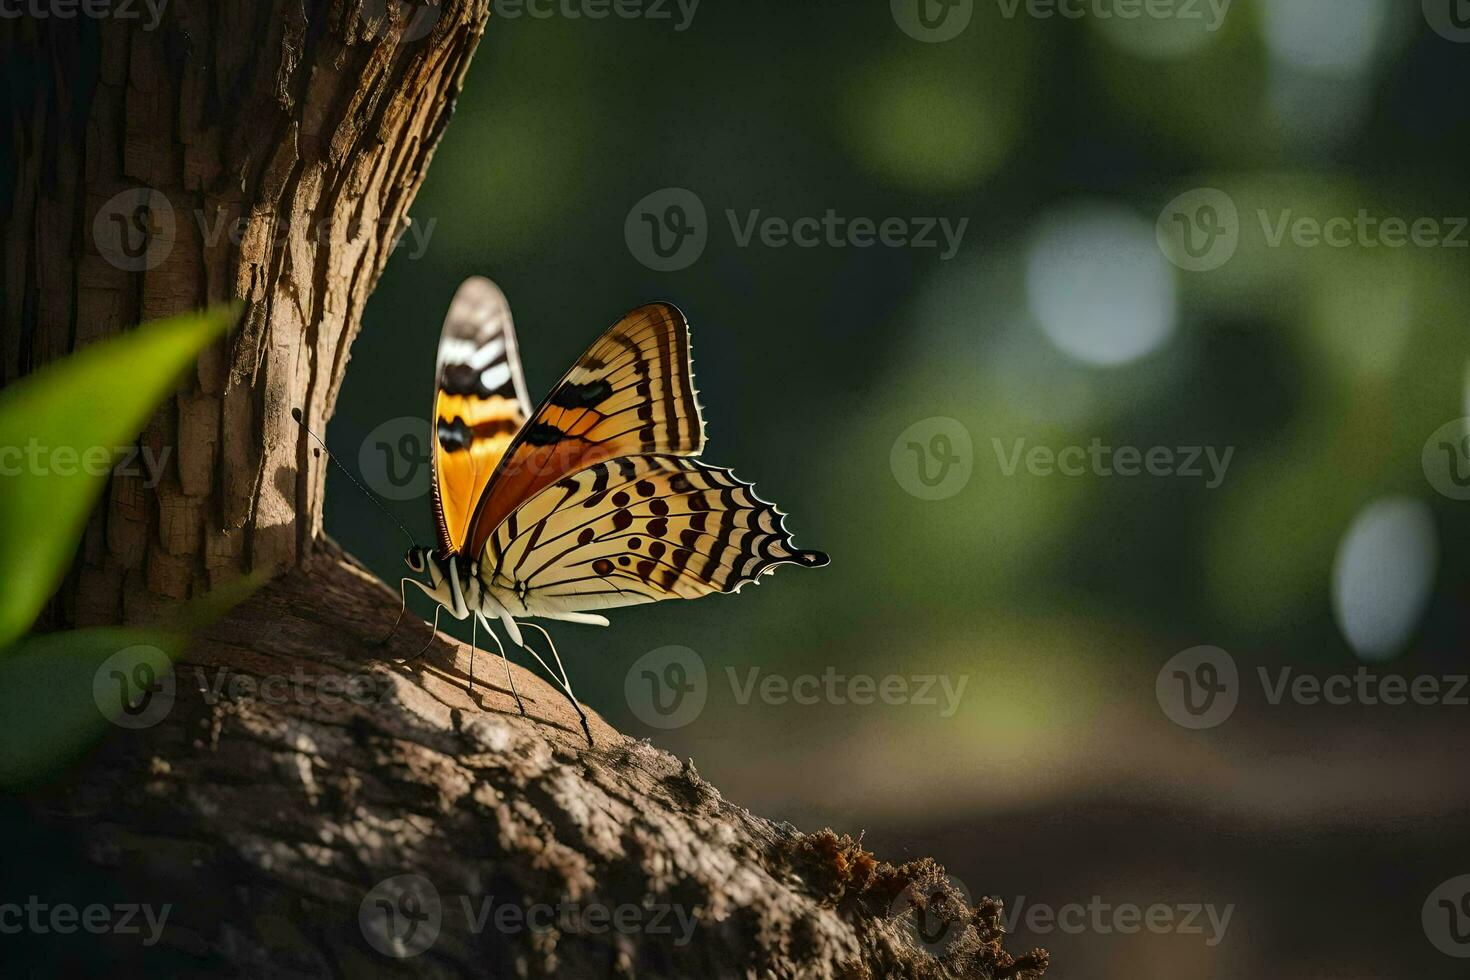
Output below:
[0,306,256,787]
[334,0,1470,764]
[0,306,239,647]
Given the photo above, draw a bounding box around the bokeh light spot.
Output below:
[1025,203,1178,367]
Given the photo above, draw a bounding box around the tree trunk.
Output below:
[2,6,1049,977]
[4,0,474,625]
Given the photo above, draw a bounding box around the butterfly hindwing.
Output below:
[432,277,533,556]
[480,455,828,616]
[465,303,705,557]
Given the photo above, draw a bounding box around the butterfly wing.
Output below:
[479,455,828,617]
[431,277,533,556]
[465,302,705,558]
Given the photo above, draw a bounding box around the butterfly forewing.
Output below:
[466,303,705,557]
[431,277,533,556]
[482,455,828,616]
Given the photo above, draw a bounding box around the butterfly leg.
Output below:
[469,612,478,699]
[376,578,412,646]
[521,621,592,747]
[397,603,441,665]
[476,612,526,716]
[381,576,439,647]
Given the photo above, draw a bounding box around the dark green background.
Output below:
[329,2,1470,975]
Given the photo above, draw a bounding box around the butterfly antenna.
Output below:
[291,408,416,549]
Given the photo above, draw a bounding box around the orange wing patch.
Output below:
[429,277,532,555]
[433,391,522,553]
[466,303,705,558]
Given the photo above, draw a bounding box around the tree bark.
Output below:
[2,5,1050,977]
[3,0,476,625]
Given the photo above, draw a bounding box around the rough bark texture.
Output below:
[29,543,1050,978]
[3,5,1050,977]
[3,0,478,625]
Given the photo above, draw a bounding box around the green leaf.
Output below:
[0,573,264,789]
[0,628,188,788]
[0,305,239,648]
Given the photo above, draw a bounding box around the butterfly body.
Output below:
[394,277,827,741]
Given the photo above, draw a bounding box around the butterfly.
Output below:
[393,277,829,744]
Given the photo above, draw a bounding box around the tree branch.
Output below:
[32,541,1049,978]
